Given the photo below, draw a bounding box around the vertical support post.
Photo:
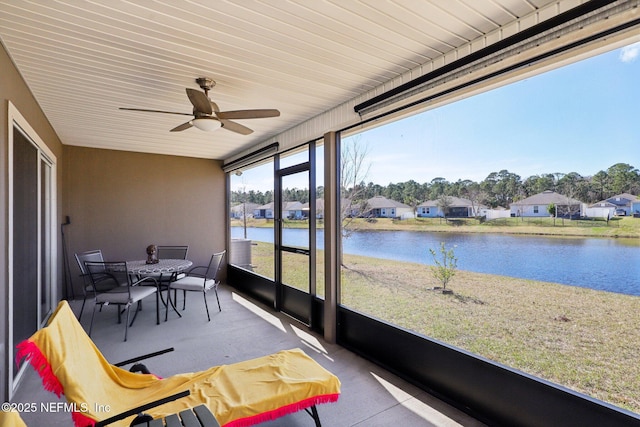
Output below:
[309,141,317,299]
[274,154,281,311]
[323,132,339,344]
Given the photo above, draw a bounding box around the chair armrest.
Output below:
[114,347,175,367]
[186,266,208,276]
[92,390,190,427]
[91,273,123,291]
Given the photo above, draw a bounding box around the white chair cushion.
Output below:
[129,286,158,302]
[96,285,156,305]
[170,276,216,292]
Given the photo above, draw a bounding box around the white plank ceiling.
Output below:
[0,0,560,160]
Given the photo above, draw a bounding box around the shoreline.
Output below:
[231,216,640,239]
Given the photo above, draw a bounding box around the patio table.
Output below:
[127,258,193,276]
[128,259,193,318]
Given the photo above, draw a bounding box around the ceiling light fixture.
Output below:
[191,117,222,131]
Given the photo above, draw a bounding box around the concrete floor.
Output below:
[12,285,486,427]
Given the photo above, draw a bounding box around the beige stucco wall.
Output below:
[0,41,65,402]
[63,145,226,296]
[1,39,227,401]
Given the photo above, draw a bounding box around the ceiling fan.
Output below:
[119,77,280,135]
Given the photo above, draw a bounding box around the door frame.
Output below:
[274,143,316,325]
[7,101,58,398]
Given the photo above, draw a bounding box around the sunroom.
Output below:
[2,1,640,426]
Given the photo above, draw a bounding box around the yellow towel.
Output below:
[0,410,28,427]
[17,301,340,427]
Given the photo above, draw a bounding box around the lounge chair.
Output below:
[16,301,340,427]
[0,410,28,427]
[0,402,221,427]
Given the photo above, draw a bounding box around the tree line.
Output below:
[231,162,639,209]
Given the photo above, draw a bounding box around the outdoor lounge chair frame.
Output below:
[33,346,324,427]
[101,347,322,427]
[17,301,339,427]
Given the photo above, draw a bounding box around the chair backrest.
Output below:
[205,251,226,281]
[75,249,104,276]
[157,245,189,260]
[84,261,131,294]
[16,301,162,425]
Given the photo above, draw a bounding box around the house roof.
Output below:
[301,199,325,211]
[0,1,580,161]
[419,196,476,208]
[283,201,304,211]
[589,201,617,208]
[606,193,638,206]
[230,203,260,213]
[511,190,582,206]
[254,201,304,211]
[256,202,274,210]
[366,196,410,209]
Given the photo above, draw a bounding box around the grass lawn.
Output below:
[247,241,640,413]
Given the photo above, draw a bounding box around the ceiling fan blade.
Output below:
[220,119,253,135]
[170,121,193,132]
[216,109,280,120]
[119,107,191,116]
[186,88,213,115]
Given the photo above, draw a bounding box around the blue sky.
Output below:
[353,41,640,186]
[233,41,640,193]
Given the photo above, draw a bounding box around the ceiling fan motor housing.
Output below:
[196,77,215,93]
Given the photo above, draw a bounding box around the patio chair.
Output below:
[94,402,220,427]
[157,245,189,260]
[167,251,225,321]
[84,261,160,341]
[5,344,219,427]
[17,300,340,427]
[0,401,221,427]
[74,249,104,322]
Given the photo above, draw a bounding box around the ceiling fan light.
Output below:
[192,117,221,131]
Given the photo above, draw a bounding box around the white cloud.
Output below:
[619,42,640,63]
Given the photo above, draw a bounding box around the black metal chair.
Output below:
[74,249,104,322]
[84,261,160,341]
[167,251,225,321]
[151,245,189,302]
[105,404,220,427]
[156,245,189,260]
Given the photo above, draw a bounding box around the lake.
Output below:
[231,227,640,296]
